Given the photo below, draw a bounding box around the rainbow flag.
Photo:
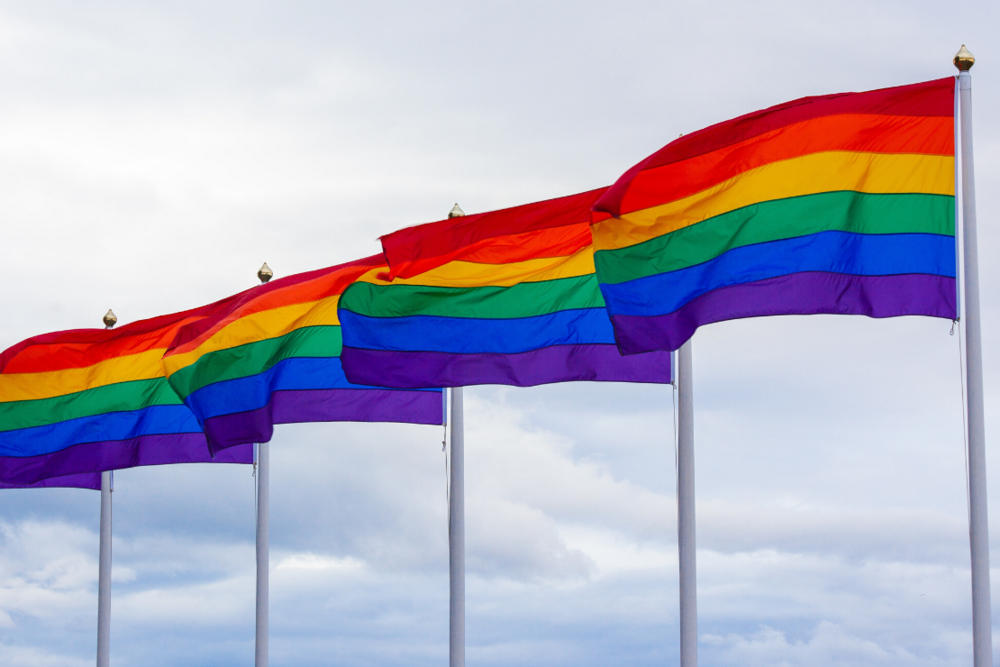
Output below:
[338,190,672,388]
[0,311,252,486]
[161,256,443,455]
[591,77,957,353]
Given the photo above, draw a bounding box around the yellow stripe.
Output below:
[359,248,596,288]
[0,349,165,403]
[592,151,955,251]
[163,297,340,374]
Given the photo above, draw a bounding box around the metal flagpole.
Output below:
[96,471,112,667]
[255,441,270,667]
[96,309,117,667]
[255,263,273,667]
[677,339,697,667]
[449,387,465,667]
[447,203,466,667]
[955,45,993,667]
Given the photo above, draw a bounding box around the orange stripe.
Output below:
[618,114,953,215]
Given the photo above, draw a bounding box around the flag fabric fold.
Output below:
[161,256,444,455]
[591,77,958,354]
[0,472,103,490]
[0,311,253,486]
[339,190,672,388]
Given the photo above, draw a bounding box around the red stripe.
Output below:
[164,255,385,356]
[595,77,955,217]
[612,113,953,216]
[382,188,608,279]
[0,304,220,374]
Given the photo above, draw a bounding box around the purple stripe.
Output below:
[203,388,444,455]
[611,272,957,354]
[0,473,102,490]
[0,434,253,486]
[340,344,673,389]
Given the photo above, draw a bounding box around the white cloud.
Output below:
[2,0,1000,664]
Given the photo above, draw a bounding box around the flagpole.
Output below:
[443,203,466,667]
[96,470,112,667]
[96,309,117,667]
[955,45,993,667]
[449,386,465,667]
[255,441,270,667]
[677,339,697,666]
[254,263,273,667]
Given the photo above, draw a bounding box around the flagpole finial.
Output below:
[257,262,273,284]
[954,45,975,71]
[103,309,117,329]
[448,203,465,219]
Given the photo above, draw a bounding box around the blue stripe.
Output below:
[599,231,956,318]
[0,406,202,457]
[339,307,617,354]
[186,357,439,421]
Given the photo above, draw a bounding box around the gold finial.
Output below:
[257,262,273,284]
[103,309,118,329]
[448,203,465,218]
[954,45,975,72]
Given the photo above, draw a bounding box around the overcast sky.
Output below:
[1,1,999,665]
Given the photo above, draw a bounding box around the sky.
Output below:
[0,0,998,665]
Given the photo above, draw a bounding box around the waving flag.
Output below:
[0,311,252,486]
[162,257,443,455]
[339,190,672,388]
[591,77,957,353]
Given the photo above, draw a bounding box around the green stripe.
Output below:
[594,192,955,284]
[0,378,182,433]
[168,325,342,399]
[339,274,605,319]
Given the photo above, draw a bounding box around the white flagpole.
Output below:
[96,470,112,667]
[96,309,117,667]
[254,264,273,667]
[676,339,697,666]
[255,441,270,667]
[449,389,466,667]
[444,204,466,667]
[955,45,993,667]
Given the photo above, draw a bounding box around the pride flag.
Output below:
[591,77,957,353]
[0,312,252,486]
[339,190,672,388]
[161,256,443,455]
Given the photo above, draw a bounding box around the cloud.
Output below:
[2,0,1000,664]
[703,621,928,667]
[0,642,91,667]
